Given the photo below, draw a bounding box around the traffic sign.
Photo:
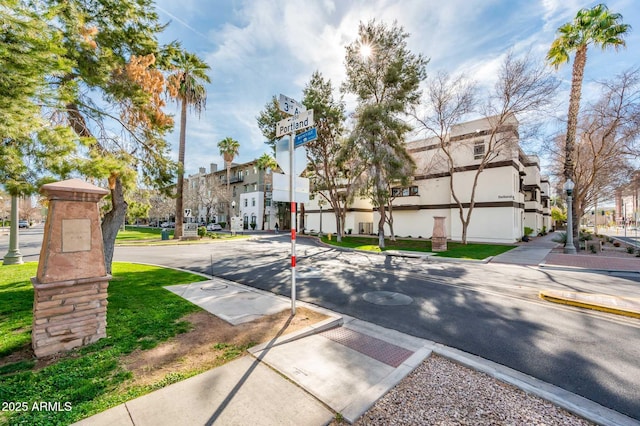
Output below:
[275,137,307,176]
[272,174,310,203]
[278,94,306,116]
[276,109,314,138]
[294,127,317,147]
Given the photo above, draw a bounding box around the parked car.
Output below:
[18,220,29,228]
[206,223,222,231]
[160,221,175,228]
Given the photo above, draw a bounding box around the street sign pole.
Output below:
[277,94,315,317]
[289,125,296,316]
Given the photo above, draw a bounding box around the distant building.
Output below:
[304,115,551,243]
[185,160,278,230]
[614,171,640,227]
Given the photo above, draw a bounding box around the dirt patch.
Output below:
[121,307,329,387]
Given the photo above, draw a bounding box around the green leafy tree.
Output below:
[342,20,428,248]
[256,97,286,154]
[0,1,77,196]
[547,3,630,248]
[217,136,240,227]
[167,51,211,239]
[255,153,278,230]
[48,0,180,273]
[302,71,361,242]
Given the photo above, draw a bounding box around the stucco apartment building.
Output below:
[304,115,551,243]
[185,161,278,230]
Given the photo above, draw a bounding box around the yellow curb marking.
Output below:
[539,292,640,319]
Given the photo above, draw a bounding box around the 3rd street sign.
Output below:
[276,109,314,138]
[278,94,306,116]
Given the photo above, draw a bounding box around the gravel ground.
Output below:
[351,355,593,426]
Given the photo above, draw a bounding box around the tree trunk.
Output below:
[386,201,396,241]
[378,203,386,249]
[102,175,127,275]
[226,162,231,228]
[565,46,587,251]
[262,189,267,230]
[174,100,188,239]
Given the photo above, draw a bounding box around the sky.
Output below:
[152,0,640,177]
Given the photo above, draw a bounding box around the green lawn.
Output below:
[0,262,208,426]
[117,226,173,241]
[320,235,516,260]
[116,226,244,245]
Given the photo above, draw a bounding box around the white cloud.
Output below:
[153,0,640,175]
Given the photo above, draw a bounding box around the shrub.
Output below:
[627,246,635,254]
[552,232,567,244]
[613,241,621,247]
[218,221,226,229]
[579,231,593,241]
[524,227,534,237]
[197,226,207,238]
[250,223,256,230]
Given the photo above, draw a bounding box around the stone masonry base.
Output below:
[31,276,110,358]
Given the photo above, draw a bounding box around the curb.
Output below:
[431,343,640,426]
[248,316,343,354]
[539,261,640,276]
[539,289,640,319]
[313,236,492,264]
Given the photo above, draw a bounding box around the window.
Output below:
[473,140,485,159]
[244,199,248,207]
[251,198,256,207]
[253,183,257,191]
[391,186,418,197]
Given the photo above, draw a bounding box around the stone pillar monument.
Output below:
[31,179,111,358]
[431,216,447,252]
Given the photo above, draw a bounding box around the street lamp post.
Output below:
[318,198,325,236]
[564,179,577,254]
[231,200,236,236]
[4,195,24,265]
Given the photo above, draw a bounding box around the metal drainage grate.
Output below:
[320,327,413,368]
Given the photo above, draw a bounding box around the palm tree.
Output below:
[255,152,278,230]
[167,51,211,239]
[547,4,629,246]
[218,137,240,227]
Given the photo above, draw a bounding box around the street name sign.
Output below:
[294,127,317,147]
[278,94,306,116]
[276,109,314,138]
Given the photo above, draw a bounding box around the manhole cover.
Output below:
[200,283,228,291]
[362,291,413,306]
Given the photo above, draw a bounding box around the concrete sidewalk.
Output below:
[491,231,640,275]
[73,277,640,426]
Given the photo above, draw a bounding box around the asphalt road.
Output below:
[3,229,640,420]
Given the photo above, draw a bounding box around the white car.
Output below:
[206,223,223,231]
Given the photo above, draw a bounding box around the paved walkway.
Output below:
[491,231,640,274]
[71,234,640,426]
[73,275,640,426]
